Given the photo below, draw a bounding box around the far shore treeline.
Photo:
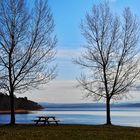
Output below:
[0,93,42,111]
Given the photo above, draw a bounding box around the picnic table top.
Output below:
[36,116,56,118]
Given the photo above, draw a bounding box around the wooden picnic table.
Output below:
[33,116,60,125]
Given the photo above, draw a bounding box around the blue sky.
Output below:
[19,0,140,103]
[48,0,140,80]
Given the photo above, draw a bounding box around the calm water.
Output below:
[0,107,140,127]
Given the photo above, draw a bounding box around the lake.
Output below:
[0,104,140,127]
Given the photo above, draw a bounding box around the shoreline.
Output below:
[0,109,40,114]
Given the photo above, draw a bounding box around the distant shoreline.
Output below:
[0,109,41,114]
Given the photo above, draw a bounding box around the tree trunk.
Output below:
[10,91,15,125]
[106,98,111,125]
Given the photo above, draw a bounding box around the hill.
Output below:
[0,93,42,111]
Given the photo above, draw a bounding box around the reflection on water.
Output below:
[0,107,140,127]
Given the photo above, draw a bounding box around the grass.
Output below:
[0,124,140,140]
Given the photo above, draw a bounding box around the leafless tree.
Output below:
[75,3,140,125]
[0,0,56,124]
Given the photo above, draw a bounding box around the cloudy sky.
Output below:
[17,0,140,103]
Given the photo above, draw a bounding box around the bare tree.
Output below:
[75,3,140,125]
[0,0,56,124]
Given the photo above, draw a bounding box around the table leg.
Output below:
[53,117,58,125]
[45,118,49,126]
[56,121,58,125]
[36,118,41,124]
[44,118,47,125]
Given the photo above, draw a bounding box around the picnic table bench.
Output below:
[33,116,60,125]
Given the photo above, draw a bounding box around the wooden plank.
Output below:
[33,120,46,122]
[46,120,60,122]
[37,116,55,118]
[33,120,59,122]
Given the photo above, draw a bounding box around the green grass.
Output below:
[0,124,140,140]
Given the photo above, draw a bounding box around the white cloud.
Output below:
[16,79,140,103]
[56,48,84,59]
[16,80,84,103]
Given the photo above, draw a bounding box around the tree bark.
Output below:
[10,91,15,125]
[106,98,111,125]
